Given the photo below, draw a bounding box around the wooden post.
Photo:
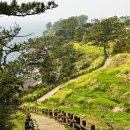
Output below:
[76,117,80,124]
[42,108,44,114]
[49,110,53,117]
[34,107,36,113]
[70,114,73,128]
[82,120,86,127]
[91,125,95,130]
[76,117,80,130]
[67,113,70,124]
[61,111,64,122]
[58,110,61,120]
[54,110,58,119]
[74,116,77,129]
[36,107,38,113]
[25,113,32,130]
[27,107,29,112]
[25,121,29,130]
[27,114,30,119]
[63,112,66,123]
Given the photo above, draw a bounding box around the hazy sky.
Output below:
[1,0,130,32]
[2,0,130,20]
[1,0,130,39]
[1,0,130,60]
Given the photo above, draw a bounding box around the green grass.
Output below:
[73,42,105,72]
[23,42,105,103]
[12,111,26,130]
[22,85,54,102]
[24,42,130,129]
[37,53,130,129]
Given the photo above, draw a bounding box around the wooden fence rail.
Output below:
[20,108,34,130]
[21,106,95,130]
[25,113,33,130]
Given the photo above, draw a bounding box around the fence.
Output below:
[20,107,34,130]
[25,112,34,130]
[22,106,95,130]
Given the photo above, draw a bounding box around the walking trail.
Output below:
[37,77,80,103]
[31,113,67,130]
[37,56,111,103]
[31,56,112,130]
[102,55,111,68]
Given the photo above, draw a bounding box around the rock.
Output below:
[112,107,124,112]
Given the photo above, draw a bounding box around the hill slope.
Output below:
[39,53,130,129]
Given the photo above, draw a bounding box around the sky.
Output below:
[1,0,130,33]
[2,0,130,20]
[1,0,130,60]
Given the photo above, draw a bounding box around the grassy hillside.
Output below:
[12,112,26,130]
[23,42,105,102]
[73,42,105,74]
[38,53,130,129]
[23,41,130,129]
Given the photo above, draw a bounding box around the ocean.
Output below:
[0,16,46,61]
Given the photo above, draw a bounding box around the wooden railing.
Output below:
[22,106,95,130]
[25,113,34,130]
[20,108,34,130]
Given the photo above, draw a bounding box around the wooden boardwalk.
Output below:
[31,113,67,130]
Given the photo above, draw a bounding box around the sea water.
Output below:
[1,15,46,62]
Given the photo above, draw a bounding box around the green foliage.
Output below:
[46,22,52,30]
[22,86,53,102]
[28,36,80,85]
[76,15,88,26]
[53,17,78,40]
[0,71,21,130]
[0,0,57,16]
[12,111,26,130]
[0,1,57,128]
[74,27,88,42]
[38,53,130,129]
[113,37,130,53]
[59,43,78,79]
[23,16,130,129]
[84,16,128,56]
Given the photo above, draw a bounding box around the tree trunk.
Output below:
[103,44,107,57]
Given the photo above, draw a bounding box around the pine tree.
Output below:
[0,0,57,16]
[0,0,57,129]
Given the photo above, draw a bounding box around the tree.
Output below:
[46,22,52,30]
[26,35,79,84]
[0,0,57,16]
[0,25,23,69]
[0,71,20,129]
[76,15,88,26]
[85,16,127,56]
[59,44,78,79]
[53,17,78,40]
[74,27,88,42]
[0,0,57,129]
[113,36,130,53]
[33,36,58,85]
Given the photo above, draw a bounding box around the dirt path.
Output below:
[31,113,67,130]
[37,56,112,103]
[37,77,80,103]
[102,55,111,68]
[32,56,112,130]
